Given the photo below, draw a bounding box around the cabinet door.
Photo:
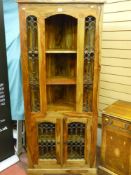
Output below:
[37,118,62,167]
[63,115,91,167]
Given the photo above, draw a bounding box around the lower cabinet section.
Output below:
[99,115,131,175]
[35,112,92,169]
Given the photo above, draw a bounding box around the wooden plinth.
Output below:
[28,168,97,175]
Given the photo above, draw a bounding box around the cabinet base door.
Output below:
[36,118,62,167]
[63,112,92,167]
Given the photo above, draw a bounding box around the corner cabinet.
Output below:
[17,1,105,174]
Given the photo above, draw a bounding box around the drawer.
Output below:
[103,115,131,131]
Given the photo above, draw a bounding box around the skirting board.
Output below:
[98,166,118,175]
[0,154,19,172]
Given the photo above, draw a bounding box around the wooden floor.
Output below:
[1,147,101,175]
[0,150,27,175]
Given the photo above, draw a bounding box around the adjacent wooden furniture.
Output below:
[17,0,105,174]
[98,100,131,175]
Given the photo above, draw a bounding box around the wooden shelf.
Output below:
[47,103,75,111]
[46,77,76,85]
[46,50,77,54]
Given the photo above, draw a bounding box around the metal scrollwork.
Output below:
[68,122,85,159]
[38,122,56,159]
[83,16,96,112]
[39,141,56,159]
[27,15,38,51]
[26,15,40,112]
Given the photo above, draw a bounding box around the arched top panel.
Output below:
[45,14,77,50]
[45,13,77,20]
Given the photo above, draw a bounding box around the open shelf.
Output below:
[46,77,76,85]
[46,54,76,80]
[47,85,76,111]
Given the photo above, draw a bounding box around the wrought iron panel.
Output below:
[83,16,96,112]
[26,15,40,112]
[67,122,85,159]
[38,122,56,159]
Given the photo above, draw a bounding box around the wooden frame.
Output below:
[18,0,104,174]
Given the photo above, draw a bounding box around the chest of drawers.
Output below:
[98,100,131,175]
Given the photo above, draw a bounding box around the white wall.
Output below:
[98,0,131,122]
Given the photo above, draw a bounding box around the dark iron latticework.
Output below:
[83,16,96,112]
[38,122,56,159]
[67,122,85,159]
[26,16,40,112]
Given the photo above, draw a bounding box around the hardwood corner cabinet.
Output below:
[98,100,131,175]
[17,1,104,174]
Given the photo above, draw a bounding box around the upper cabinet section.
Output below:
[19,1,104,114]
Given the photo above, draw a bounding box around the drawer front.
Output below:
[103,115,131,132]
